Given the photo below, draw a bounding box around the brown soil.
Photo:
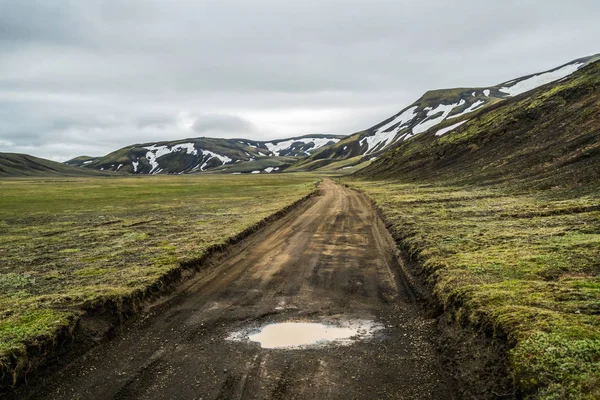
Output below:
[13,179,458,399]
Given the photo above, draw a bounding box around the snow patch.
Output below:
[410,101,462,136]
[447,100,485,119]
[132,161,139,173]
[360,106,418,154]
[499,62,584,97]
[144,143,199,173]
[483,89,491,97]
[264,167,275,173]
[251,170,260,174]
[265,137,340,156]
[196,150,233,171]
[435,120,469,136]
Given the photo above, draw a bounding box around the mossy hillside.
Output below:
[88,137,267,174]
[298,55,599,173]
[0,174,318,387]
[358,61,600,189]
[348,179,600,399]
[312,155,375,172]
[0,153,112,177]
[81,135,345,174]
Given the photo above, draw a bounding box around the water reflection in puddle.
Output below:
[228,320,382,349]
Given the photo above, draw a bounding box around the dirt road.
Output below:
[19,179,455,399]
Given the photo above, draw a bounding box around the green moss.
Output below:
[74,267,117,277]
[0,274,35,293]
[0,308,75,385]
[59,248,80,253]
[512,333,600,399]
[0,309,72,351]
[349,179,600,399]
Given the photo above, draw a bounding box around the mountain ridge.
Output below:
[65,134,344,175]
[7,53,598,177]
[357,58,600,188]
[295,53,600,171]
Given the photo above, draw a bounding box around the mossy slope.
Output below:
[350,61,600,398]
[300,54,599,172]
[358,61,600,189]
[0,153,112,177]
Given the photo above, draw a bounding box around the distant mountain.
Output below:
[50,53,600,176]
[63,155,100,168]
[65,135,343,174]
[297,53,600,171]
[357,58,600,187]
[0,153,113,177]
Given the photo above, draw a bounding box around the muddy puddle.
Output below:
[228,320,382,349]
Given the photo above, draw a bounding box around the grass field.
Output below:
[0,174,318,386]
[349,179,600,399]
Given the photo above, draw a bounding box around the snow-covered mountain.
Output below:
[298,54,600,170]
[65,135,343,174]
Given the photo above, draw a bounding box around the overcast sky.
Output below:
[1,0,599,161]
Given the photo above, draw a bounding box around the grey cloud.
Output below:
[0,0,599,160]
[136,114,176,129]
[192,114,255,135]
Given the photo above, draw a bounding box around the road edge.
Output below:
[343,181,517,399]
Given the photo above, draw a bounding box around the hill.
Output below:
[299,53,600,171]
[358,59,600,188]
[65,135,343,175]
[0,153,113,177]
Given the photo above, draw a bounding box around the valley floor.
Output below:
[13,179,455,399]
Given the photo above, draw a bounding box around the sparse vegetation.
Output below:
[0,174,318,387]
[349,180,600,398]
